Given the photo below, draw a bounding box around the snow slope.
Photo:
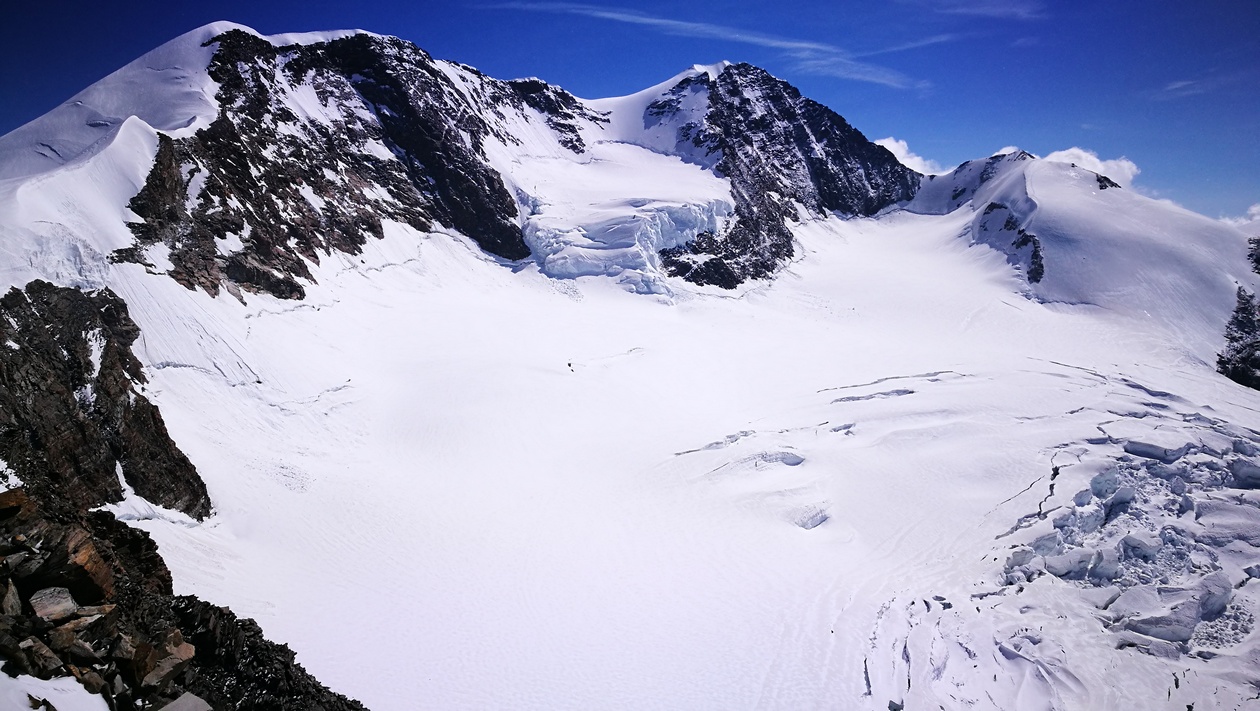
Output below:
[107,211,1259,711]
[1,22,1259,711]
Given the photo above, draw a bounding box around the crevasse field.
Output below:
[1,23,1258,711]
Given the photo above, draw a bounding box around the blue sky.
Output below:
[2,1,1257,218]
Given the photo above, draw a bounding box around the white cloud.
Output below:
[992,145,1021,156]
[1042,147,1140,188]
[1222,204,1260,234]
[874,137,945,174]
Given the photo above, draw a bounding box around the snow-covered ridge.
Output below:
[0,21,390,185]
[908,150,1255,358]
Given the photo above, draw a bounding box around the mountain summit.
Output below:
[1,22,1259,711]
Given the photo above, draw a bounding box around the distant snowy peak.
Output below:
[6,19,1244,333]
[594,61,919,287]
[908,149,1255,351]
[910,149,1037,215]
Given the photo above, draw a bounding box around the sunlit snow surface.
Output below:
[0,25,1259,711]
[92,212,1253,710]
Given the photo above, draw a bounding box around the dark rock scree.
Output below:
[0,281,364,710]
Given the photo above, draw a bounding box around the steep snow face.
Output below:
[910,151,1256,358]
[0,22,237,182]
[588,67,721,167]
[0,116,159,293]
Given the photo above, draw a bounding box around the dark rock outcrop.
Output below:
[116,29,536,301]
[656,64,921,287]
[0,281,364,710]
[507,77,607,153]
[1096,173,1121,190]
[0,489,365,710]
[0,281,209,519]
[976,202,1044,284]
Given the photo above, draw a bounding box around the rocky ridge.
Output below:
[651,64,921,287]
[116,29,537,301]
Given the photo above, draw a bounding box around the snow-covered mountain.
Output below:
[1,21,1259,711]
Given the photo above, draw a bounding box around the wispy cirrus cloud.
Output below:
[927,0,1044,19]
[855,34,961,58]
[1154,68,1257,101]
[485,2,942,89]
[1161,78,1211,99]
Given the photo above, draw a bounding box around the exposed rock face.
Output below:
[507,77,607,153]
[172,597,365,709]
[0,281,364,710]
[0,281,209,518]
[117,29,537,300]
[975,202,1044,284]
[655,64,921,287]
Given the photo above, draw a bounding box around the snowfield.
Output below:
[66,212,1260,709]
[1,22,1259,711]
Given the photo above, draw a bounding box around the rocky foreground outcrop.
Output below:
[0,282,364,710]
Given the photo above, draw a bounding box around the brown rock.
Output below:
[2,579,19,616]
[78,670,107,695]
[29,587,77,622]
[18,636,64,676]
[47,626,75,651]
[75,604,115,617]
[160,692,213,711]
[141,629,195,690]
[3,551,30,574]
[111,633,136,662]
[47,620,102,663]
[64,528,113,600]
[53,615,101,635]
[0,632,33,675]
